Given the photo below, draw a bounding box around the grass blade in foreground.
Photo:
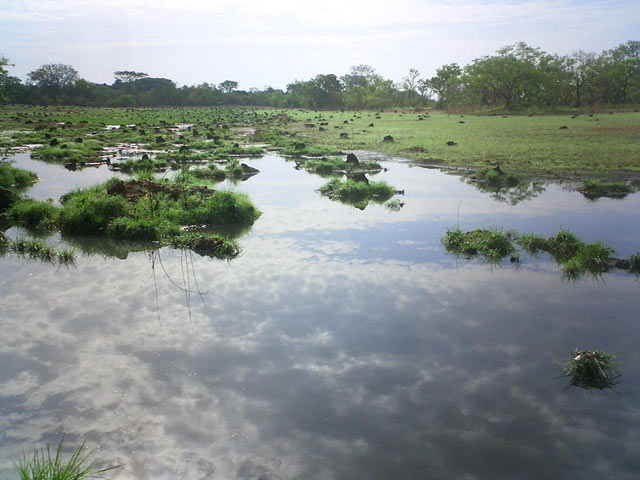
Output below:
[16,437,121,480]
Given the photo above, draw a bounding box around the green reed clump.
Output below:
[0,162,38,190]
[546,229,583,260]
[318,178,395,204]
[572,241,615,273]
[441,228,515,261]
[16,436,120,480]
[59,188,129,234]
[563,349,620,390]
[7,199,58,230]
[516,233,547,254]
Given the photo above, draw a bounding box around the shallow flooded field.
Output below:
[1,152,640,479]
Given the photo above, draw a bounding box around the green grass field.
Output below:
[1,105,639,176]
[280,109,640,175]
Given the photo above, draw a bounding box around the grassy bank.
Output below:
[280,109,640,176]
[3,105,639,177]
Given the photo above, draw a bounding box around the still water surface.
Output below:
[1,153,639,479]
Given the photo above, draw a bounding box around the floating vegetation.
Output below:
[318,177,396,210]
[442,227,639,278]
[563,349,621,390]
[16,436,120,480]
[579,179,634,200]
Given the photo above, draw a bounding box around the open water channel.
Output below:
[1,152,640,479]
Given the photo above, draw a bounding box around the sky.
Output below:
[0,0,639,90]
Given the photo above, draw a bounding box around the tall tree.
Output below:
[218,80,238,93]
[27,63,79,88]
[113,70,148,83]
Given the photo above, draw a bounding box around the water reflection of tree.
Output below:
[465,177,546,205]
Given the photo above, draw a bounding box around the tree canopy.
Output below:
[2,41,638,109]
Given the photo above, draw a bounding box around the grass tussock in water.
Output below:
[15,436,120,480]
[441,228,516,262]
[318,178,395,204]
[7,199,58,230]
[5,175,260,259]
[443,226,638,278]
[563,349,621,390]
[0,162,38,190]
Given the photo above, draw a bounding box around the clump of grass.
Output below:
[563,349,620,390]
[516,233,547,254]
[318,178,395,205]
[7,199,58,230]
[546,229,583,260]
[0,162,38,190]
[442,227,515,262]
[628,253,640,275]
[16,436,120,480]
[572,241,614,273]
[59,188,128,234]
[56,179,259,259]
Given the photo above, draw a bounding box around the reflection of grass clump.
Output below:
[302,157,381,175]
[9,238,76,265]
[0,162,38,190]
[563,349,620,390]
[318,178,395,205]
[471,166,519,188]
[442,228,515,262]
[580,180,633,200]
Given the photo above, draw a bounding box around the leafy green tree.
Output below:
[218,80,238,93]
[113,70,148,83]
[27,63,79,88]
[427,63,462,107]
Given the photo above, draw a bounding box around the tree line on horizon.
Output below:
[0,41,638,110]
